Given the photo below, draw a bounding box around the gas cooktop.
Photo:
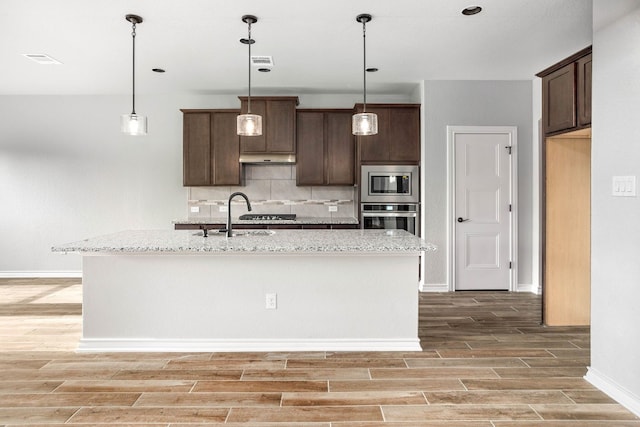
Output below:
[239,214,297,221]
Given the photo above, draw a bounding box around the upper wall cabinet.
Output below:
[238,97,299,155]
[181,109,241,187]
[296,110,354,186]
[355,104,420,164]
[537,46,592,136]
[576,53,592,127]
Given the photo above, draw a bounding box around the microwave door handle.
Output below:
[362,212,417,218]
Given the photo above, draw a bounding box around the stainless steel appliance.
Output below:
[361,165,419,204]
[361,165,419,235]
[361,203,418,235]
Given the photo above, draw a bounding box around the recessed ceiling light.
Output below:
[152,68,165,73]
[462,6,482,16]
[22,54,62,65]
[366,67,379,73]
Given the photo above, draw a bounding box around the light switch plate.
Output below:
[612,176,637,197]
[328,206,338,212]
[190,206,200,213]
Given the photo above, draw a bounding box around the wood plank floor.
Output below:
[0,278,638,426]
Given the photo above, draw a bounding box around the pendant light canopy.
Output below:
[237,15,262,137]
[121,14,147,136]
[353,13,378,136]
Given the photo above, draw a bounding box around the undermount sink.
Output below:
[194,229,276,238]
[232,229,276,237]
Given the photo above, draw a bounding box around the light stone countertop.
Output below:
[52,229,436,254]
[173,216,359,225]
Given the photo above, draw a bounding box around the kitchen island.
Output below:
[53,229,435,352]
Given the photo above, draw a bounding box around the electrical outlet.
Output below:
[190,206,200,213]
[328,205,338,212]
[219,205,228,212]
[265,293,277,309]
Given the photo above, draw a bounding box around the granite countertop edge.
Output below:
[52,229,437,254]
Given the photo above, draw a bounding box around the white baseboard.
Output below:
[516,283,541,294]
[585,367,640,417]
[420,283,540,294]
[0,271,82,279]
[77,338,423,353]
[420,283,449,292]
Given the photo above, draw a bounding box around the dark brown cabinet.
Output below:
[356,104,420,164]
[296,110,354,186]
[181,109,241,186]
[577,53,592,127]
[537,47,591,136]
[239,97,298,154]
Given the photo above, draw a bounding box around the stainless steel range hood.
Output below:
[239,154,296,164]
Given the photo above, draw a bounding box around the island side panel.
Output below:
[80,253,420,352]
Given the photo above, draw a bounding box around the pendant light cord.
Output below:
[247,20,252,114]
[362,18,367,113]
[131,21,137,115]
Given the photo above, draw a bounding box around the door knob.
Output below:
[457,217,469,223]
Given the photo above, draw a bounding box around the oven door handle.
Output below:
[362,212,417,218]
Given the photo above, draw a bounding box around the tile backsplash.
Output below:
[187,165,356,220]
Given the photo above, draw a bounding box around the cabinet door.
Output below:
[543,64,576,134]
[183,113,211,186]
[577,54,592,127]
[267,99,296,153]
[389,107,420,163]
[212,112,241,186]
[326,112,355,185]
[296,112,325,185]
[358,107,390,163]
[239,99,267,153]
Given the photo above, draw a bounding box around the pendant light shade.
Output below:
[237,15,262,136]
[353,13,378,136]
[121,113,147,135]
[122,14,147,136]
[352,112,378,136]
[237,113,262,136]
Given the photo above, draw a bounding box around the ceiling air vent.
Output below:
[22,54,62,65]
[251,56,274,68]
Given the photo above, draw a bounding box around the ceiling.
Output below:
[1,0,593,96]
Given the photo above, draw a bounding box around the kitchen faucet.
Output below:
[226,192,252,237]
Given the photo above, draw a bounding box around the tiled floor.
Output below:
[0,278,638,426]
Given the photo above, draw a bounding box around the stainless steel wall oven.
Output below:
[361,203,419,235]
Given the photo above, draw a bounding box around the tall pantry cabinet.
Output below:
[537,46,592,326]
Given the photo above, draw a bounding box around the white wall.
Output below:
[420,80,534,290]
[0,91,412,275]
[586,2,640,415]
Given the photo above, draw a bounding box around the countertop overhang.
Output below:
[52,229,436,254]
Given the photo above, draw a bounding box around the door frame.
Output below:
[446,126,518,292]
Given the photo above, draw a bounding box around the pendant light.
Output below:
[121,14,147,136]
[352,13,378,136]
[237,15,262,136]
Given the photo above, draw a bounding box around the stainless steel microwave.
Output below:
[360,165,419,204]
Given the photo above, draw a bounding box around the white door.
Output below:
[449,127,515,291]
